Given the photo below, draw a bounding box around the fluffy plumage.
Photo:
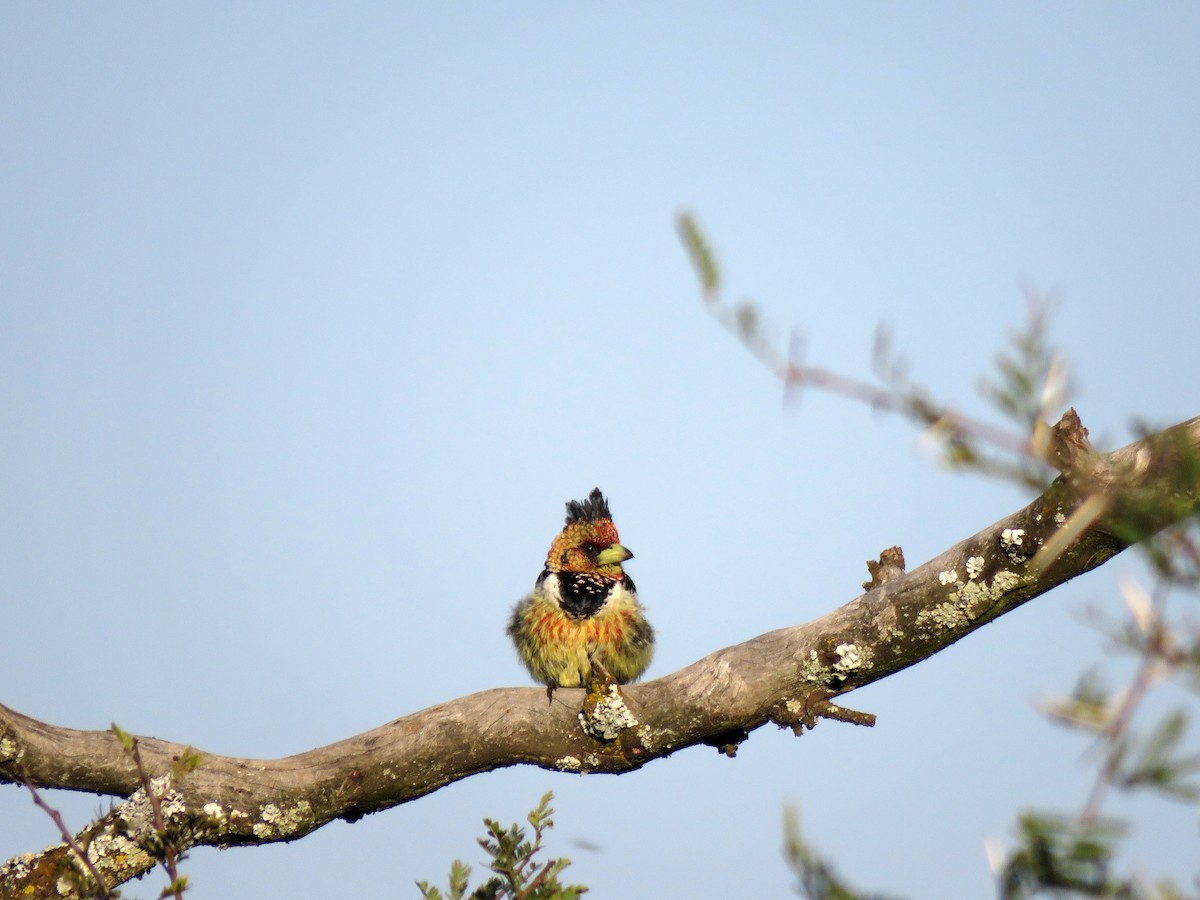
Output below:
[508,488,654,689]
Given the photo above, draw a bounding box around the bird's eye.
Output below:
[581,541,601,555]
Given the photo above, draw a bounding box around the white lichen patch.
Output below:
[195,801,229,837]
[1000,528,1034,564]
[966,556,985,579]
[797,644,874,686]
[114,777,186,832]
[832,643,867,677]
[556,756,583,771]
[158,787,187,822]
[0,735,18,761]
[938,569,959,585]
[1054,510,1066,525]
[253,804,280,838]
[580,684,638,742]
[636,724,663,751]
[0,852,37,882]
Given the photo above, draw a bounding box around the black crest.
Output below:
[564,487,611,524]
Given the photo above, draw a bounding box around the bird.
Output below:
[508,488,654,691]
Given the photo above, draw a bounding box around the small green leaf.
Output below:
[676,211,721,297]
[172,747,203,779]
[109,723,135,753]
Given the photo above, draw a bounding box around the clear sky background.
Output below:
[3,5,1199,898]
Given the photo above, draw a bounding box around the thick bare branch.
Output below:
[3,412,1198,899]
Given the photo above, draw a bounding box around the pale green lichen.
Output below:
[916,601,970,630]
[966,556,985,579]
[8,779,245,897]
[992,570,1021,592]
[0,735,18,761]
[87,825,153,885]
[252,799,312,839]
[955,579,993,617]
[797,649,832,685]
[922,569,1025,631]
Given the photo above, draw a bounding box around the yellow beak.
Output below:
[596,543,634,565]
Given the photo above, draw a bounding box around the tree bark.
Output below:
[3,411,1198,899]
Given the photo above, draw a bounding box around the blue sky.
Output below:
[3,5,1199,897]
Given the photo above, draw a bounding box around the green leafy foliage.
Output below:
[1039,669,1114,733]
[782,808,898,900]
[1114,711,1200,801]
[672,217,1200,896]
[999,807,1193,897]
[417,793,587,900]
[998,814,1134,898]
[979,300,1070,434]
[172,747,203,781]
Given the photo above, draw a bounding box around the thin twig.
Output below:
[682,215,1048,467]
[128,738,186,899]
[1078,584,1169,826]
[17,771,110,897]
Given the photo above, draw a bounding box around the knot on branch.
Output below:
[701,727,751,758]
[769,693,877,737]
[863,546,906,591]
[1042,408,1095,478]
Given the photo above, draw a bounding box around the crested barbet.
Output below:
[508,488,654,689]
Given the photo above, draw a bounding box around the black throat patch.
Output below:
[555,571,614,619]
